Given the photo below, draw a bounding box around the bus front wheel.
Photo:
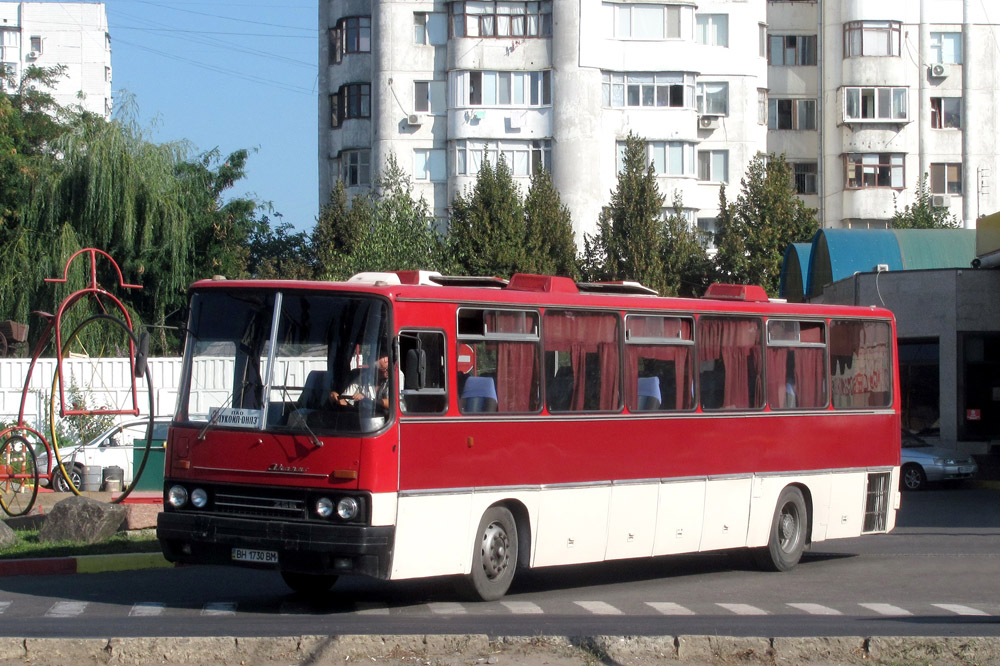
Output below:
[459,506,518,601]
[755,486,807,572]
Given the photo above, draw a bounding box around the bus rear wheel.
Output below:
[280,571,338,596]
[755,486,807,572]
[459,506,518,601]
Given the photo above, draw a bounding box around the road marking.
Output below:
[129,602,165,617]
[202,602,237,616]
[646,602,695,615]
[428,602,466,615]
[932,603,989,616]
[45,602,87,618]
[717,603,768,615]
[355,602,390,615]
[501,601,543,615]
[860,603,912,616]
[575,601,623,615]
[0,602,11,615]
[787,603,842,616]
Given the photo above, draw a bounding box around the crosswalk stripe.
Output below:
[45,601,87,618]
[932,603,989,616]
[355,602,390,615]
[860,603,912,616]
[575,601,623,615]
[428,602,466,615]
[501,601,543,615]
[129,602,165,617]
[0,602,11,615]
[717,603,768,615]
[787,603,842,616]
[646,602,695,615]
[202,602,237,616]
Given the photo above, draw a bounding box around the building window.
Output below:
[698,150,729,183]
[455,139,551,176]
[330,84,371,127]
[930,163,962,195]
[759,23,767,58]
[414,80,447,114]
[696,14,728,47]
[844,87,908,122]
[341,150,371,186]
[697,217,717,249]
[602,72,695,109]
[792,162,818,194]
[451,1,552,38]
[696,82,729,116]
[464,70,551,107]
[329,17,371,64]
[930,32,962,64]
[768,35,817,65]
[29,35,41,54]
[611,3,691,40]
[844,21,901,57]
[768,99,816,130]
[414,149,446,182]
[758,89,768,125]
[930,97,961,129]
[846,219,890,229]
[845,153,904,189]
[618,140,696,177]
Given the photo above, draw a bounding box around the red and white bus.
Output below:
[157,272,900,600]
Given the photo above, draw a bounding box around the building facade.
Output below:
[0,2,112,119]
[319,0,1000,239]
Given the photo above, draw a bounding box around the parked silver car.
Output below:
[900,430,978,491]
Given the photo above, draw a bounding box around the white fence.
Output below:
[0,357,183,431]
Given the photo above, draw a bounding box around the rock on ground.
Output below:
[37,496,126,544]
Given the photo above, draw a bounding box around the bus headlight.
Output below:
[336,497,359,521]
[167,485,188,508]
[315,497,334,518]
[190,488,208,508]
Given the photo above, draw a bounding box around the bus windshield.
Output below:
[179,289,391,435]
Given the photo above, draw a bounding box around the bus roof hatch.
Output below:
[703,283,770,302]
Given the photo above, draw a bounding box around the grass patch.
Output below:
[0,529,160,560]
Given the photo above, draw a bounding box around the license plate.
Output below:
[232,548,278,564]
[959,466,974,474]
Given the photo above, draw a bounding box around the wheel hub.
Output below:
[481,521,509,580]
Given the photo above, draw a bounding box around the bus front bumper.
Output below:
[157,511,394,579]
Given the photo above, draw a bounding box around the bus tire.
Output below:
[755,486,807,572]
[280,571,338,596]
[459,506,518,601]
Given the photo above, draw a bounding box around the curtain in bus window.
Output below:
[766,347,826,409]
[699,317,762,409]
[626,346,693,410]
[484,311,540,412]
[830,321,891,408]
[543,311,620,411]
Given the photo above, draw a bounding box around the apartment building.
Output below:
[319,0,999,239]
[0,2,112,119]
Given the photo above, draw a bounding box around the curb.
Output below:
[0,552,173,577]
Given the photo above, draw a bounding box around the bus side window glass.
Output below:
[830,320,892,408]
[543,310,620,412]
[625,315,695,411]
[699,316,763,410]
[457,309,540,414]
[399,330,448,414]
[766,320,828,410]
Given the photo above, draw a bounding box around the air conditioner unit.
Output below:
[507,114,521,130]
[699,115,720,130]
[931,194,951,207]
[25,51,38,59]
[929,63,949,78]
[407,113,423,126]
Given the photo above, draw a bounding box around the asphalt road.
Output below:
[0,485,997,639]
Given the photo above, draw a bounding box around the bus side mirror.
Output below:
[405,349,426,390]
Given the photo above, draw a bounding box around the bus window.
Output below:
[456,309,540,414]
[399,330,448,414]
[699,316,763,410]
[766,320,827,410]
[543,310,620,412]
[830,320,892,408]
[625,315,695,411]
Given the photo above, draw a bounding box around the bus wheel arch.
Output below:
[755,484,810,572]
[458,501,524,601]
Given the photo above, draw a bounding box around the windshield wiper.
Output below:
[279,379,323,449]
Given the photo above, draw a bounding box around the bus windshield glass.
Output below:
[180,289,391,435]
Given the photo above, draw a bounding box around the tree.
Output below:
[582,132,669,294]
[713,153,819,295]
[523,168,578,278]
[659,193,714,297]
[247,214,314,280]
[890,175,961,229]
[448,155,526,277]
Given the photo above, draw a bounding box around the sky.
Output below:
[104,0,319,232]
